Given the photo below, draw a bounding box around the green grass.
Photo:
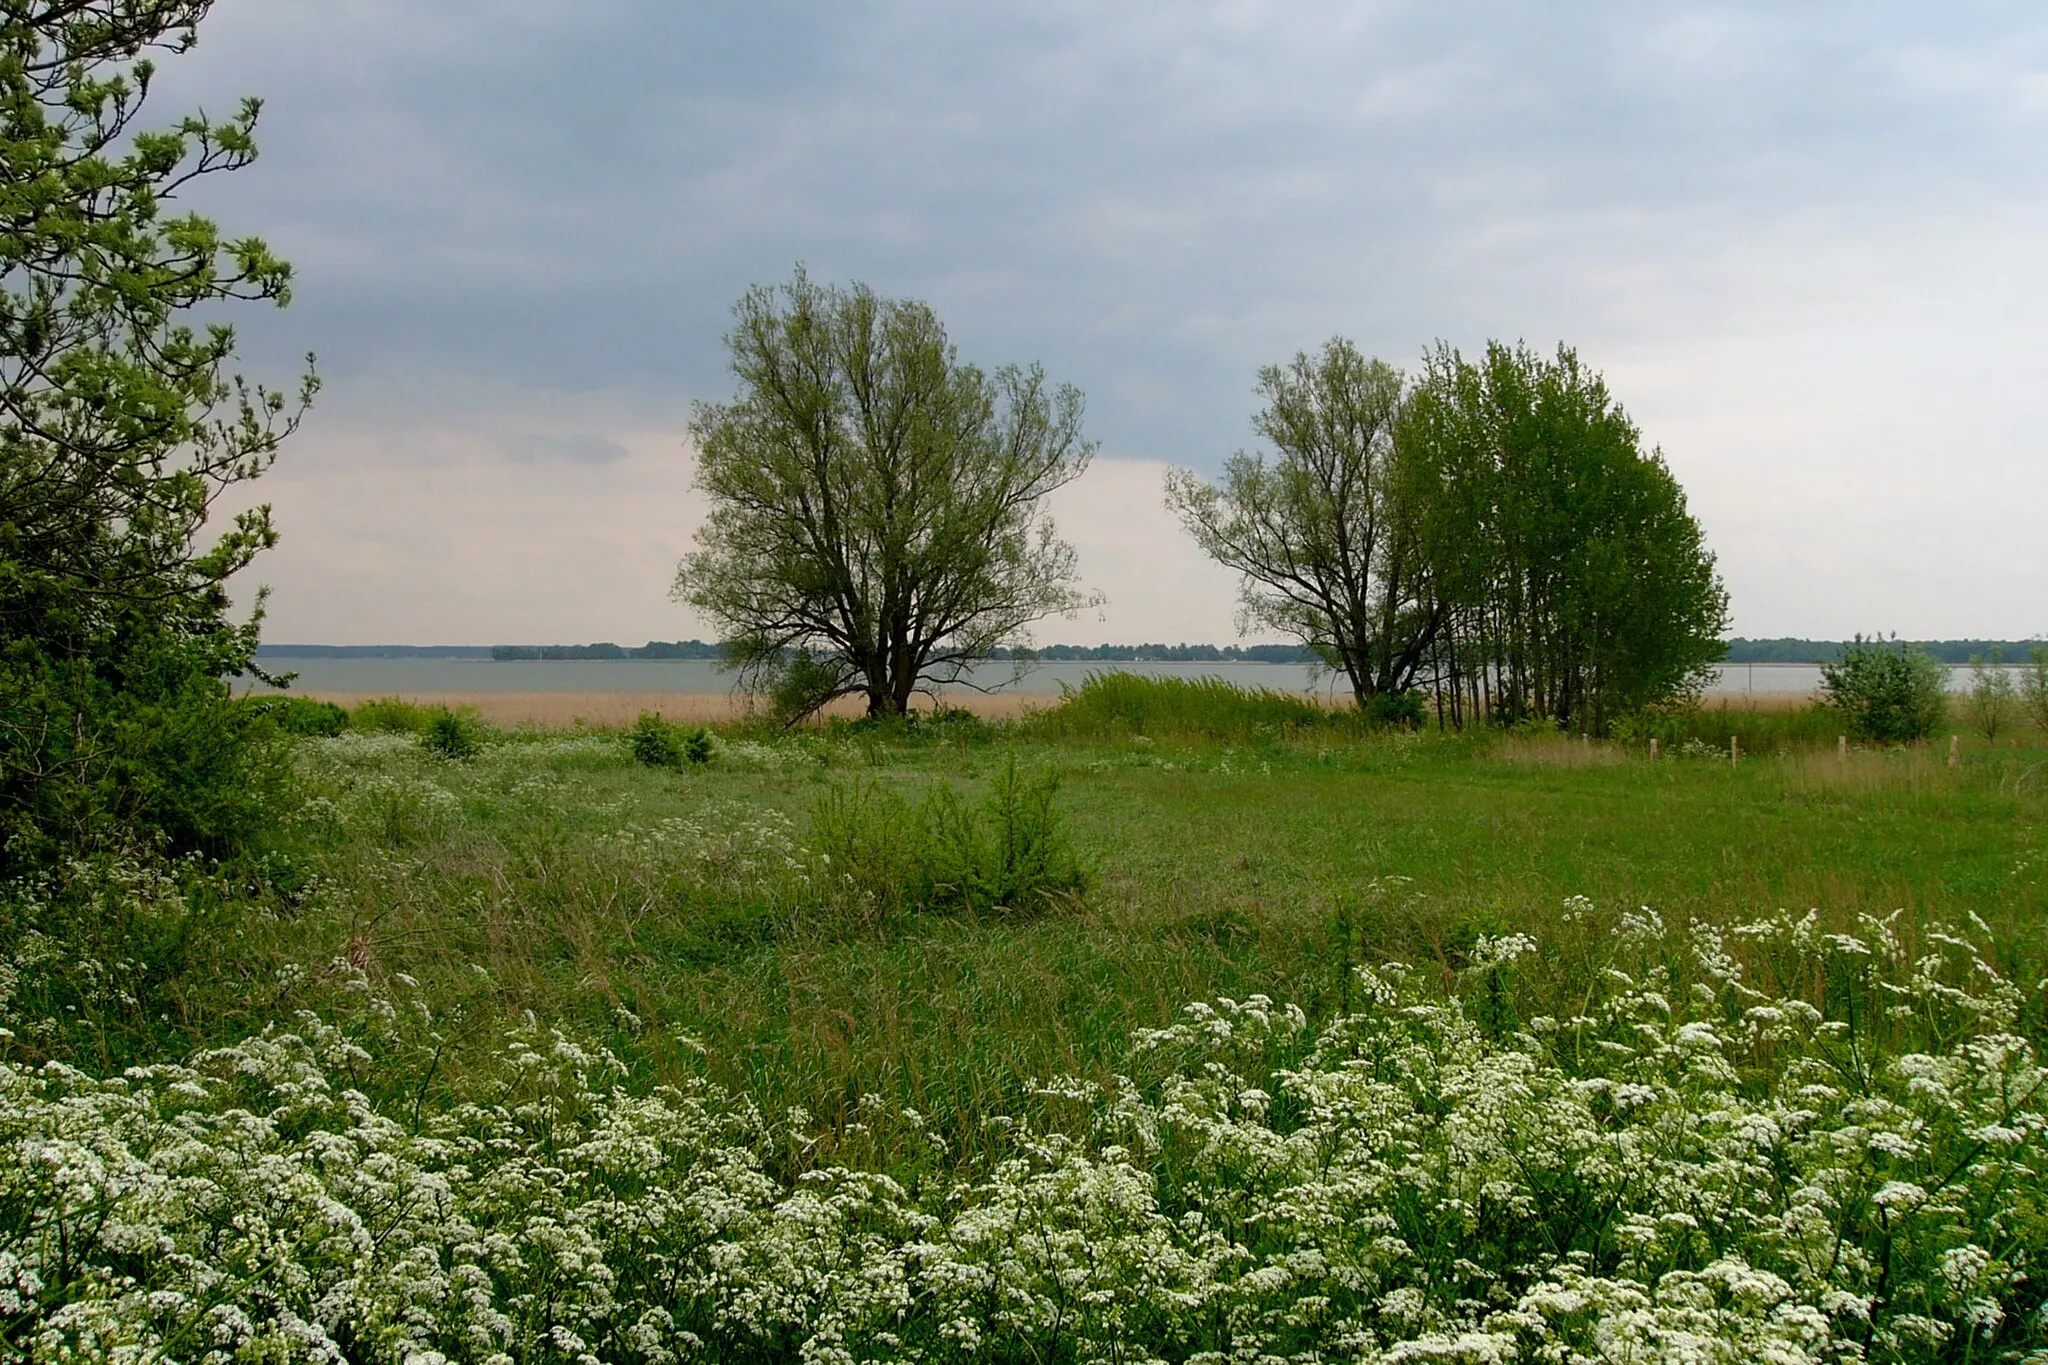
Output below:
[28,695,2020,1174]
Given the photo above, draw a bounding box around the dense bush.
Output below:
[240,694,349,737]
[420,709,490,761]
[0,624,292,872]
[1028,672,1331,741]
[1821,635,1948,744]
[1362,687,1426,730]
[811,757,1087,917]
[3,906,2040,1362]
[627,712,712,769]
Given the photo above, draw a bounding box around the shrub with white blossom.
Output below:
[3,906,2044,1362]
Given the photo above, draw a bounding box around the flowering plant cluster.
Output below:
[3,906,2043,1363]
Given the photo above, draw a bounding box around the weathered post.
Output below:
[1649,737,1659,761]
[1949,734,1959,768]
[1731,735,1740,768]
[1837,735,1847,758]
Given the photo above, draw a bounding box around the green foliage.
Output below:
[1166,339,1433,708]
[1026,671,1331,740]
[346,695,433,732]
[1965,651,2018,743]
[419,710,488,761]
[0,5,313,868]
[1,623,291,871]
[811,757,1086,917]
[239,693,347,736]
[627,711,684,768]
[1403,342,1730,732]
[675,269,1099,719]
[2026,646,2048,734]
[1613,700,1845,752]
[1363,687,1426,729]
[1821,635,1949,744]
[627,712,712,769]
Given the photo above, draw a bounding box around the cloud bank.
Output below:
[165,1,2048,643]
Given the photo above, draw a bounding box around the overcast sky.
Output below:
[162,1,2047,645]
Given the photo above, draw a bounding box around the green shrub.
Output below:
[240,694,348,737]
[1,624,291,872]
[924,757,1086,914]
[1028,671,1329,741]
[810,757,1086,917]
[1819,634,1947,744]
[348,696,434,733]
[682,727,713,765]
[628,711,685,768]
[627,713,712,769]
[1363,688,1426,730]
[420,710,488,761]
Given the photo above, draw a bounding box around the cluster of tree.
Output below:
[1,3,314,872]
[1165,340,1729,733]
[675,289,1726,731]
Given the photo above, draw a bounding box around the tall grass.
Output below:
[1024,670,1339,740]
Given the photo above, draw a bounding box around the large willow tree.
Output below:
[1164,339,1441,709]
[675,272,1098,720]
[1,2,314,866]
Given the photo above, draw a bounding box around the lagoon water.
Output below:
[244,657,1975,700]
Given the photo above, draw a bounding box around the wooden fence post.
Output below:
[1837,735,1847,758]
[1949,734,1959,768]
[1731,735,1740,768]
[1649,737,1659,761]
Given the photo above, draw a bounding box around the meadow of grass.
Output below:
[7,679,2047,1360]
[19,684,2042,1157]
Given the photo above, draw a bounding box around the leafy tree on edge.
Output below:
[0,1,314,868]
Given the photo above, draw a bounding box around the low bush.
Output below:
[1821,635,1948,744]
[420,709,489,761]
[347,695,435,732]
[240,693,349,736]
[627,712,712,769]
[812,756,1087,917]
[1,625,292,872]
[1028,671,1332,741]
[1362,687,1426,730]
[4,906,2041,1362]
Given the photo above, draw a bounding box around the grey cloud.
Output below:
[501,433,629,466]
[157,2,2048,638]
